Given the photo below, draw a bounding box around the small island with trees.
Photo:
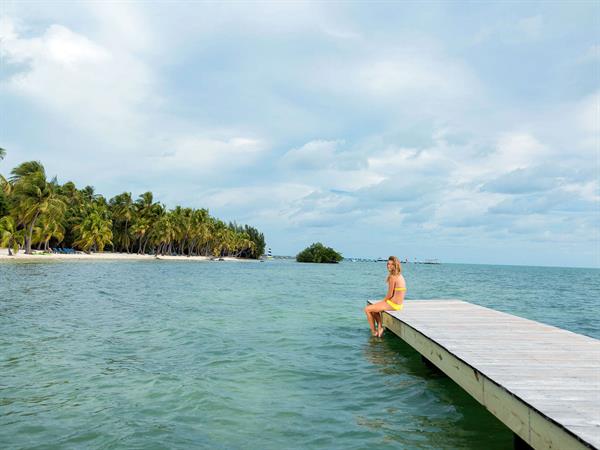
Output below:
[296,242,343,263]
[0,152,265,259]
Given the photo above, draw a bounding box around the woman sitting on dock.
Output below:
[364,256,406,337]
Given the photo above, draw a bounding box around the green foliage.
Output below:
[228,222,265,259]
[9,162,66,253]
[296,242,343,263]
[0,216,24,255]
[0,175,10,217]
[73,202,113,252]
[0,159,266,258]
[0,190,8,217]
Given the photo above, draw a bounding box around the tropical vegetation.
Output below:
[296,242,343,263]
[0,155,265,258]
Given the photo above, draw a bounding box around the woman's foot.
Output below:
[377,326,385,337]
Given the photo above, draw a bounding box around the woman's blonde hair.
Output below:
[387,256,402,279]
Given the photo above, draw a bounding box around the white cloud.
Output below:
[473,14,544,45]
[154,136,268,172]
[321,26,361,40]
[307,48,484,117]
[1,2,598,266]
[562,180,600,203]
[87,2,155,54]
[576,90,600,135]
[482,167,557,194]
[1,20,110,66]
[0,16,157,143]
[578,44,600,63]
[279,139,384,191]
[517,15,543,40]
[201,183,314,223]
[280,139,343,171]
[492,132,547,170]
[282,189,362,228]
[357,56,477,102]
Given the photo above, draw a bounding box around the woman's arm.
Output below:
[384,277,394,300]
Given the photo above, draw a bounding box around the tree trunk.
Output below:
[124,220,129,253]
[25,212,40,254]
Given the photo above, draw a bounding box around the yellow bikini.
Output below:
[386,287,406,310]
[386,300,403,311]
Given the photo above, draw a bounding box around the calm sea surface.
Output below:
[1,259,599,449]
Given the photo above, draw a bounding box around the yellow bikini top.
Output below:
[395,287,407,291]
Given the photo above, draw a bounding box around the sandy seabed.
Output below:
[0,248,252,262]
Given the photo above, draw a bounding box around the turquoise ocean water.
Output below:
[1,259,599,449]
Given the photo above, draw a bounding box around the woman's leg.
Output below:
[365,301,391,336]
[375,312,383,335]
[364,306,377,336]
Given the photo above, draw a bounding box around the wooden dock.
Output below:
[369,299,600,450]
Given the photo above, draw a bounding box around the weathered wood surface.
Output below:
[370,299,600,450]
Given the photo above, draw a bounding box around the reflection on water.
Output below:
[362,334,512,449]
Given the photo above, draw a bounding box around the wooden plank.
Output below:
[369,299,600,450]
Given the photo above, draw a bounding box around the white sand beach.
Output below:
[0,248,252,262]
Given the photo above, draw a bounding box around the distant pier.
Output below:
[368,299,600,449]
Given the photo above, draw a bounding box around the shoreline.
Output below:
[0,249,254,262]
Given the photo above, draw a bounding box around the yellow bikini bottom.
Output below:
[386,300,403,311]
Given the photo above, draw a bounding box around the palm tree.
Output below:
[80,185,99,203]
[73,203,113,252]
[110,192,135,253]
[151,213,176,256]
[132,192,161,254]
[188,208,210,256]
[3,159,267,259]
[0,174,12,218]
[1,174,13,196]
[0,216,24,255]
[10,162,66,254]
[171,206,195,255]
[33,213,65,251]
[131,217,151,254]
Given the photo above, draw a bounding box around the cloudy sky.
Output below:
[1,1,598,267]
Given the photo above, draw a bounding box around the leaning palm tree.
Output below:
[10,162,66,254]
[33,213,65,251]
[0,216,24,255]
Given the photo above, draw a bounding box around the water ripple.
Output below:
[1,260,597,449]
